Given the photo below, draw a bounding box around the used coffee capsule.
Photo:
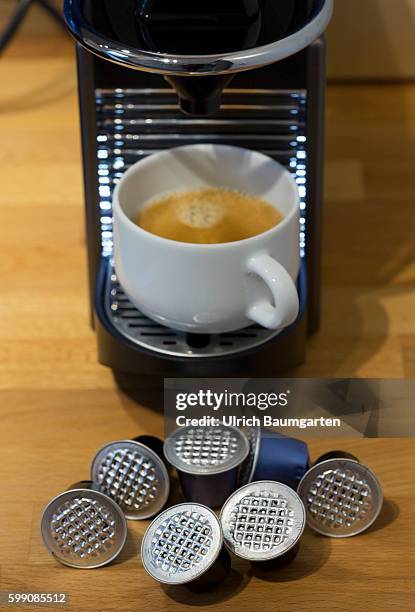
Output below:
[239,428,309,490]
[91,438,170,520]
[220,481,305,567]
[164,425,249,508]
[297,451,383,537]
[40,481,127,569]
[133,435,167,466]
[141,503,230,592]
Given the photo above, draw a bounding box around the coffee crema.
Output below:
[134,187,283,244]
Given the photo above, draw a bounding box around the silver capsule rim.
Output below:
[91,439,170,520]
[220,480,306,562]
[141,502,223,585]
[163,425,250,476]
[297,458,384,538]
[40,488,127,569]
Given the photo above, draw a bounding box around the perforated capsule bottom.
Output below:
[91,440,170,520]
[141,503,223,585]
[220,481,305,562]
[164,425,249,476]
[229,491,294,552]
[175,427,240,468]
[50,496,116,559]
[96,447,158,510]
[298,459,383,537]
[41,489,127,568]
[152,510,213,575]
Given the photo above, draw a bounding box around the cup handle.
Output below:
[246,254,299,330]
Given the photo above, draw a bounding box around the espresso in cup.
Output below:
[114,144,300,334]
[134,187,283,244]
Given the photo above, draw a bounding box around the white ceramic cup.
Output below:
[113,144,300,334]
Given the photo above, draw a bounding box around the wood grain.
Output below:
[0,33,414,612]
[327,0,415,80]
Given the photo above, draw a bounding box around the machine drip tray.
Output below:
[98,259,306,360]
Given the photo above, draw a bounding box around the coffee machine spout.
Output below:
[165,75,235,116]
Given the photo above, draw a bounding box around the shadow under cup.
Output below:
[113,144,301,334]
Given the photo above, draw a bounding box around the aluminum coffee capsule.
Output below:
[164,425,249,508]
[41,482,127,569]
[297,451,383,537]
[91,439,170,520]
[220,480,305,564]
[239,428,309,490]
[141,503,230,591]
[133,435,168,466]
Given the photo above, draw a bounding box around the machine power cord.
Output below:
[0,0,66,55]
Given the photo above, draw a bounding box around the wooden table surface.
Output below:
[1,33,415,612]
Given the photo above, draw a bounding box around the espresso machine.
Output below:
[64,0,333,376]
